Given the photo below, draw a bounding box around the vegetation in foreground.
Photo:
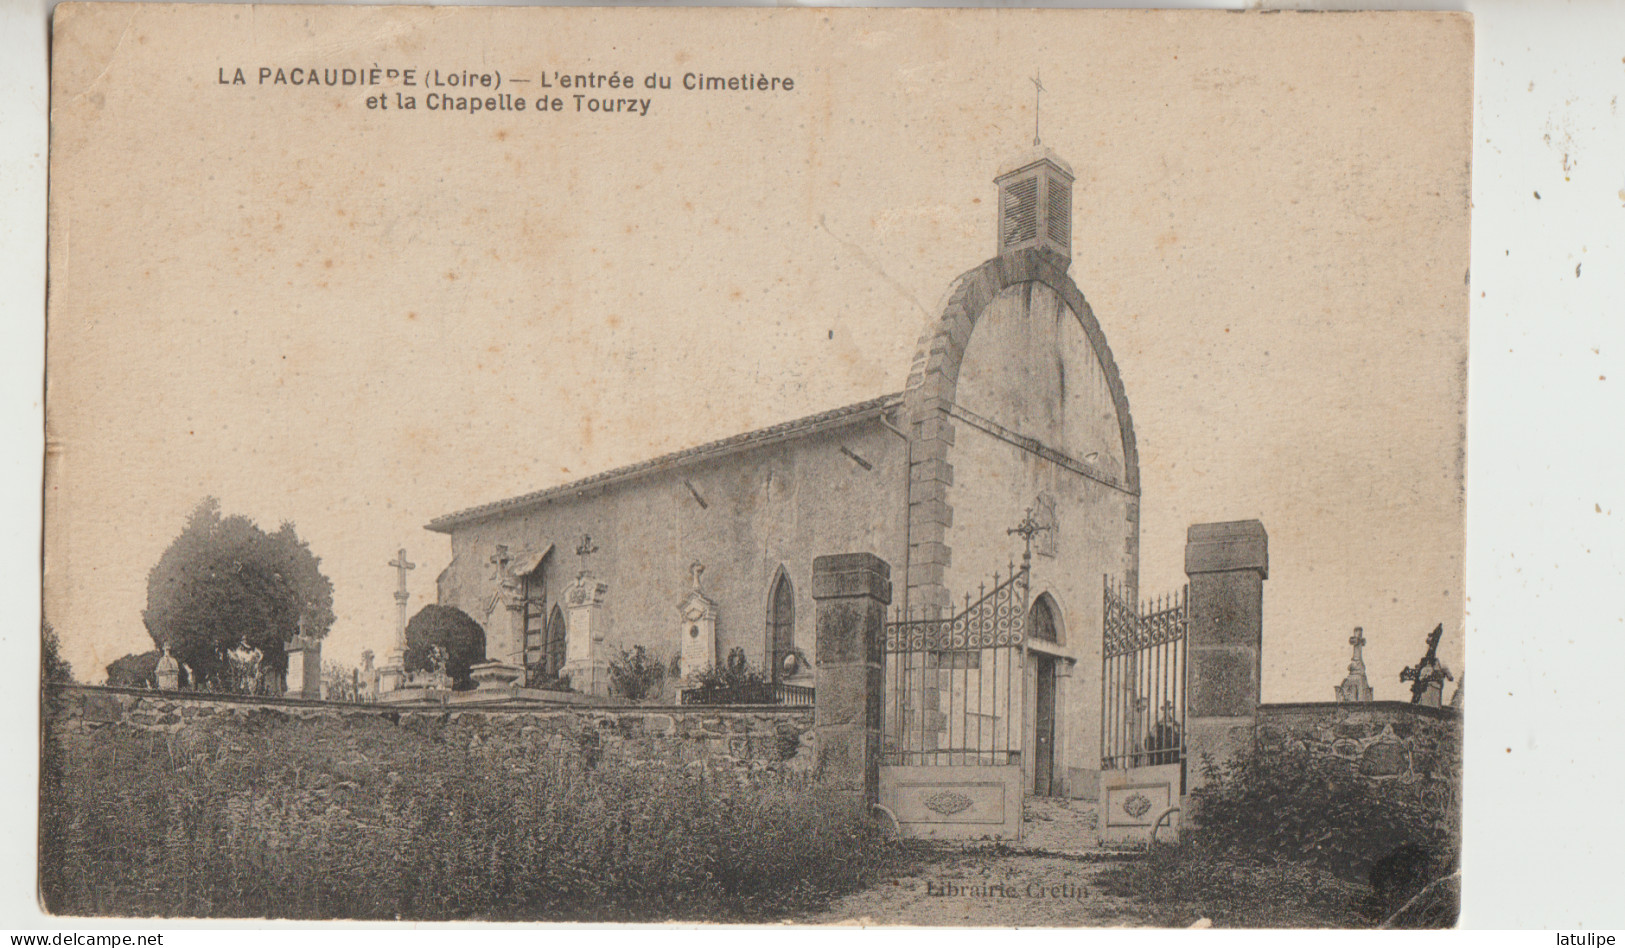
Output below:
[39,705,914,921]
[1094,746,1459,928]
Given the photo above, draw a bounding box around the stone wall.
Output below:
[1255,701,1461,829]
[50,685,816,781]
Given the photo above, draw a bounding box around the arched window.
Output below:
[768,570,795,683]
[1030,594,1059,644]
[543,605,567,679]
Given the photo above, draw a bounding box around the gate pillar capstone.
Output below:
[812,553,890,809]
[1184,520,1268,790]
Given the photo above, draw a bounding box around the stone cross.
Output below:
[389,548,415,648]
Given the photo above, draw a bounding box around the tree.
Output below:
[41,622,73,684]
[106,650,161,688]
[142,498,335,689]
[404,604,486,690]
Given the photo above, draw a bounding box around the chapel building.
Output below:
[425,144,1140,797]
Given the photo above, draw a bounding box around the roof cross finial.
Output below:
[1031,70,1046,147]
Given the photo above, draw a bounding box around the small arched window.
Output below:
[1030,594,1059,644]
[768,570,795,682]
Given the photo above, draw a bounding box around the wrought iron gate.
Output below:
[884,561,1027,765]
[878,561,1029,839]
[1099,576,1189,845]
[1101,577,1188,770]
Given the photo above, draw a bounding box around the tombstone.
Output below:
[563,569,611,696]
[285,635,322,699]
[155,645,180,691]
[676,561,718,682]
[1335,627,1375,703]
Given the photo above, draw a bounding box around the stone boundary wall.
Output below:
[47,685,816,780]
[1255,701,1461,829]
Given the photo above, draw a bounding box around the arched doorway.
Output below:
[1028,594,1063,796]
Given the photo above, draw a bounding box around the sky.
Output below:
[44,6,1470,700]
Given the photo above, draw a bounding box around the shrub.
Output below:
[607,645,666,702]
[39,706,909,921]
[106,650,162,689]
[1187,746,1450,881]
[1095,745,1457,928]
[404,605,486,690]
[685,647,775,705]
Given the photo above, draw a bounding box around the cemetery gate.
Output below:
[877,561,1028,840]
[1099,576,1188,844]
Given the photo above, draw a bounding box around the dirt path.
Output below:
[805,799,1177,927]
[805,851,1165,927]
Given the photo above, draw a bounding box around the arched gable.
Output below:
[902,247,1140,614]
[904,248,1138,492]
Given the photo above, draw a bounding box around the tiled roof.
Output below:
[425,393,904,533]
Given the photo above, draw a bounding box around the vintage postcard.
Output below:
[41,4,1471,926]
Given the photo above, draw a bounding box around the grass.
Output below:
[1094,745,1459,929]
[1094,843,1373,928]
[40,702,916,921]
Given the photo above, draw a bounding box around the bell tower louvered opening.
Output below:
[994,147,1075,266]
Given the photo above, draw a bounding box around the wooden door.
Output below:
[1034,654,1056,796]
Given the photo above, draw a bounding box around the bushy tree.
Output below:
[106,650,161,688]
[404,604,485,690]
[41,622,73,684]
[142,498,334,689]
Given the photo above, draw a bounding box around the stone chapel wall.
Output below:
[437,419,907,682]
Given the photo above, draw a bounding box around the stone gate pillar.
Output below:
[812,553,890,809]
[1184,520,1268,789]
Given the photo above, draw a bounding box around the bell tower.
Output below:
[995,147,1075,268]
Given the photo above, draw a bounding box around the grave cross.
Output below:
[389,548,415,648]
[1399,623,1454,705]
[1008,506,1052,568]
[574,533,599,580]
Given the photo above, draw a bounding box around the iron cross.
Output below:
[1031,70,1045,146]
[1008,506,1052,566]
